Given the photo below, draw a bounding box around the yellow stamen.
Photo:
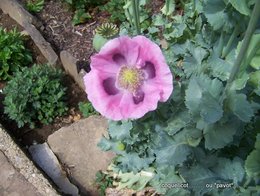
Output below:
[118,66,144,92]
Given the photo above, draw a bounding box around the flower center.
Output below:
[118,66,144,92]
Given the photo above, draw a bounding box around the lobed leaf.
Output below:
[204,0,227,31]
[185,75,224,124]
[151,126,192,167]
[204,122,238,150]
[227,92,254,122]
[229,0,251,16]
[108,121,132,140]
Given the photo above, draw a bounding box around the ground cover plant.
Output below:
[85,0,260,195]
[3,64,67,128]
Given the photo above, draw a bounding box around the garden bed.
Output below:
[0,9,86,148]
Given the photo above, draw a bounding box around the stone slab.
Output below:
[0,150,42,196]
[0,0,38,27]
[48,116,114,196]
[60,50,85,90]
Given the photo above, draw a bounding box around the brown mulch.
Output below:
[18,0,165,62]
[19,0,110,61]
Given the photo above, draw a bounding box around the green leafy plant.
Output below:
[26,0,44,13]
[0,28,32,81]
[245,133,260,181]
[3,64,68,128]
[100,0,126,23]
[95,171,113,196]
[72,9,91,25]
[78,102,99,118]
[63,0,105,9]
[98,0,260,195]
[63,0,105,25]
[122,0,151,35]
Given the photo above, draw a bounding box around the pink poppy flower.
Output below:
[83,36,173,120]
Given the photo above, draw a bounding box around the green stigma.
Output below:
[95,23,119,39]
[118,66,144,92]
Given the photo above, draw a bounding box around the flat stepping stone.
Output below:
[48,116,114,195]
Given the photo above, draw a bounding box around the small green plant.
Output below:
[3,64,68,128]
[26,0,44,13]
[63,0,106,25]
[0,28,32,81]
[63,0,105,9]
[72,9,91,25]
[100,0,126,23]
[78,102,98,118]
[95,171,113,196]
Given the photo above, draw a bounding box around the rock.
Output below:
[0,0,38,27]
[60,50,85,90]
[48,116,114,195]
[29,143,79,195]
[25,23,59,66]
[0,150,42,196]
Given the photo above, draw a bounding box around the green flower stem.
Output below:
[217,30,225,57]
[124,0,133,27]
[180,0,185,8]
[132,0,140,35]
[193,0,196,12]
[221,25,239,58]
[166,0,170,14]
[136,0,140,28]
[224,1,260,93]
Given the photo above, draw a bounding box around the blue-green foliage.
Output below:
[3,64,68,128]
[99,0,260,195]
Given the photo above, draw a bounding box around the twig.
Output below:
[48,25,59,36]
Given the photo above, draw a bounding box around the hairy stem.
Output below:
[224,1,260,94]
[221,25,239,59]
[166,0,170,14]
[136,0,140,28]
[132,0,140,35]
[216,30,225,56]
